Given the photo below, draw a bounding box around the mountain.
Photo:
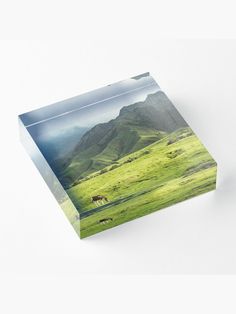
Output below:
[58,91,188,187]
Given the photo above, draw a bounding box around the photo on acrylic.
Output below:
[19,73,217,238]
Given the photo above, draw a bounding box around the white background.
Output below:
[1,1,236,313]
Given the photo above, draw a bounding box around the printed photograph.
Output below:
[21,73,217,238]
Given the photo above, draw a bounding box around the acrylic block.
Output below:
[19,73,217,238]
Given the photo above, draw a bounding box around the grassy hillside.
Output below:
[66,127,217,238]
[61,125,166,186]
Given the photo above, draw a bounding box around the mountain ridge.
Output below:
[58,91,188,187]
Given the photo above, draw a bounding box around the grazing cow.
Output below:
[98,218,113,225]
[91,195,109,206]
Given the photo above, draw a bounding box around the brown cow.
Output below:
[91,195,109,206]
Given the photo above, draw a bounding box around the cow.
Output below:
[98,218,113,225]
[91,195,109,206]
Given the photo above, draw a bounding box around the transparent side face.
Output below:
[19,117,80,235]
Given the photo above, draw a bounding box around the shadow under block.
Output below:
[19,73,217,238]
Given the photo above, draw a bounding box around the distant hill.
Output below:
[36,126,89,168]
[58,91,188,187]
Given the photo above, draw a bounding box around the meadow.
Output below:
[66,127,217,238]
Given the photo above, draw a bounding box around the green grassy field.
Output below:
[66,127,217,238]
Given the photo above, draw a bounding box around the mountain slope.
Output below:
[59,91,188,187]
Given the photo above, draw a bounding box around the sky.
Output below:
[23,74,161,142]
